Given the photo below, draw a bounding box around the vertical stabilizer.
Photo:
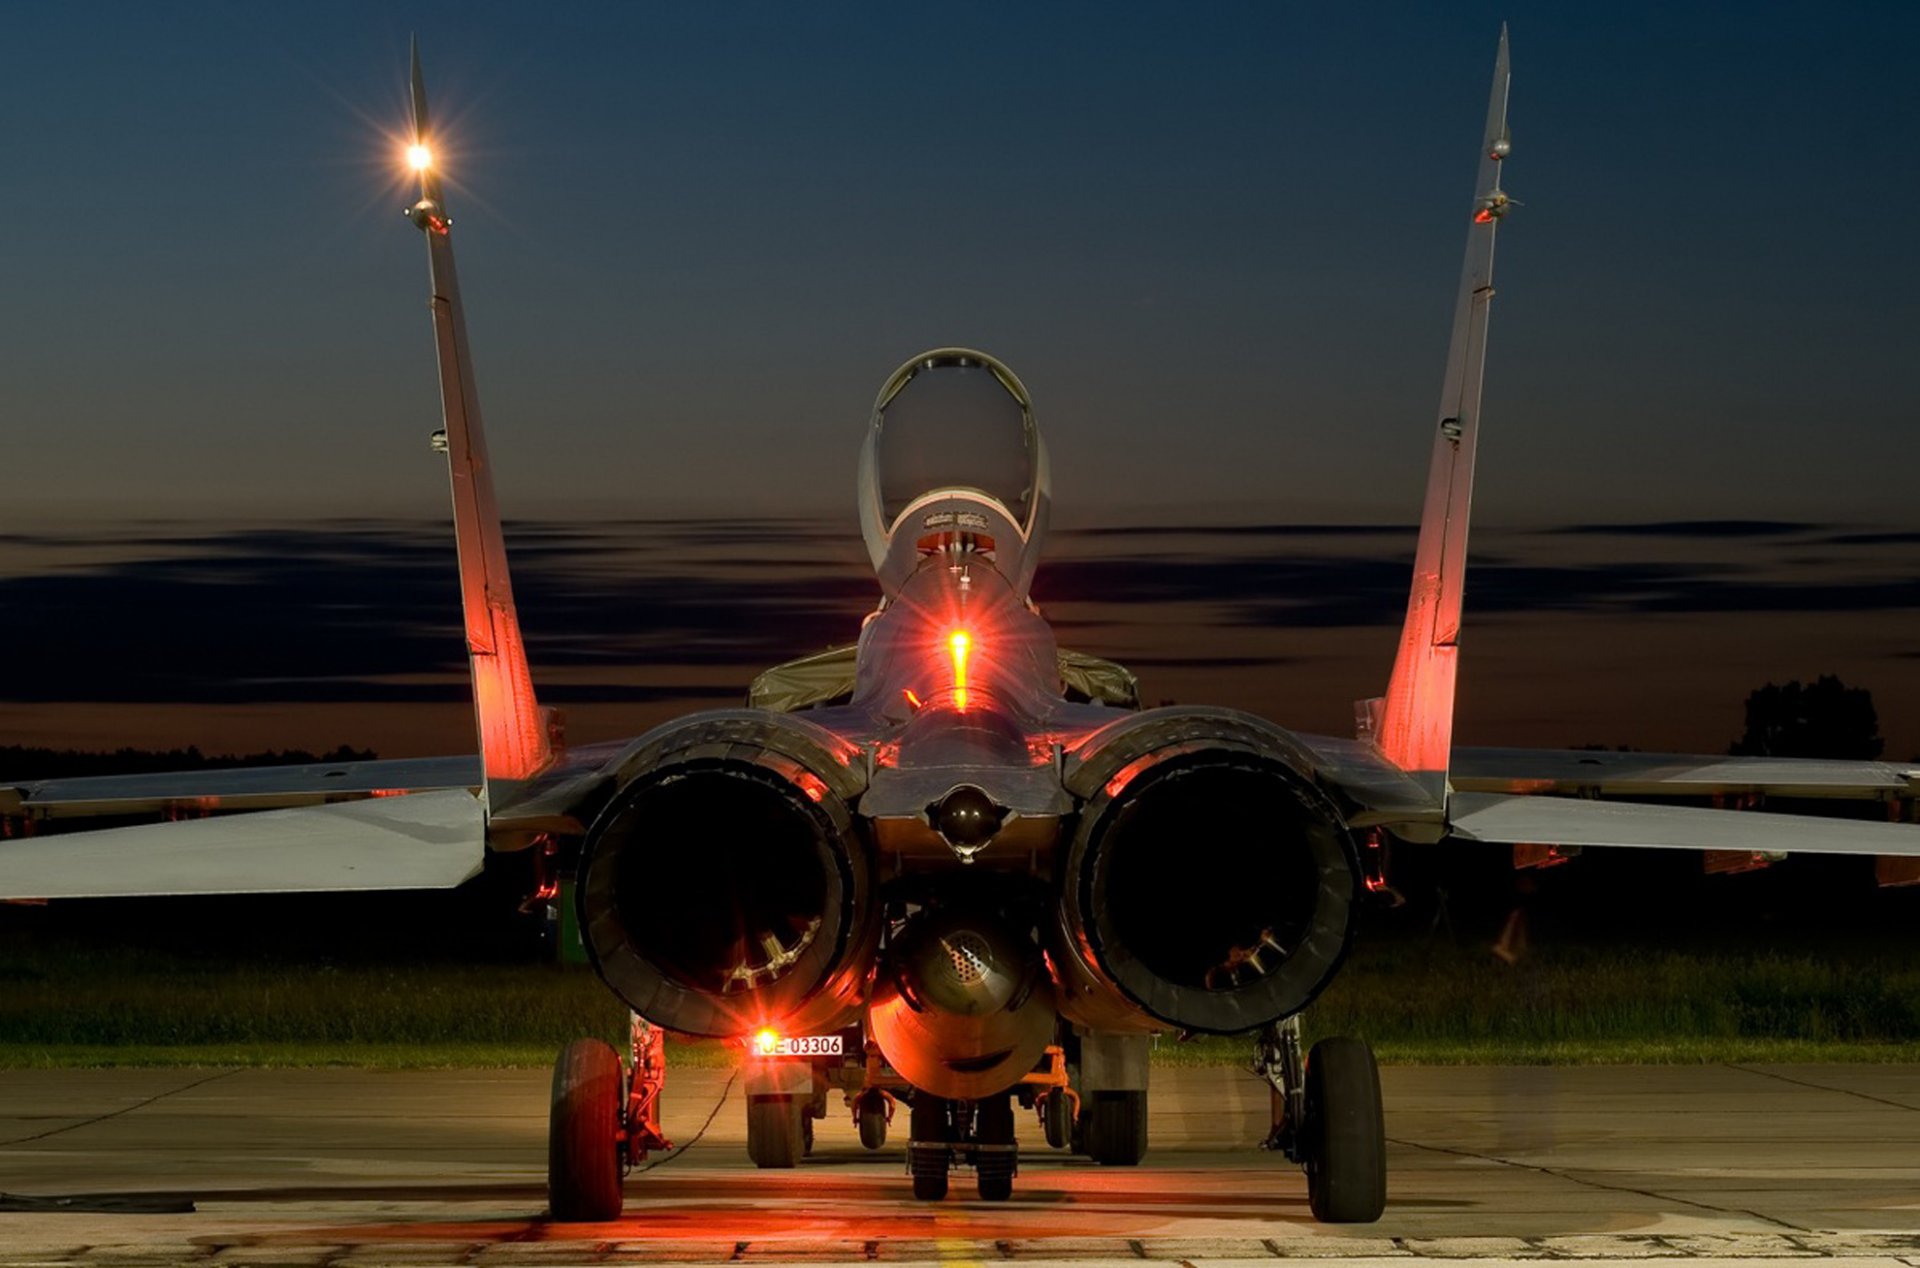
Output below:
[1372,28,1512,801]
[407,41,554,799]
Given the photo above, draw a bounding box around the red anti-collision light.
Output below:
[949,630,972,711]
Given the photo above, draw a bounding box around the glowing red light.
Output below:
[1472,209,1495,224]
[752,1028,780,1056]
[949,630,972,711]
[794,772,828,804]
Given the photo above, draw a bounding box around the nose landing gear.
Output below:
[907,1091,1019,1201]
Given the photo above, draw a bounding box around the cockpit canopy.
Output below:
[858,348,1051,599]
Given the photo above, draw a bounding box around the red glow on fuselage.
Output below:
[793,771,828,804]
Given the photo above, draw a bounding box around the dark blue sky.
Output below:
[5,2,1915,526]
[1,3,1916,761]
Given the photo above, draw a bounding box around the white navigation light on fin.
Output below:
[1370,26,1512,802]
[408,40,554,800]
[0,789,485,900]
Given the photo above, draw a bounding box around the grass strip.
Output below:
[4,935,1918,1069]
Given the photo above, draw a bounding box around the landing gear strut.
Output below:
[1256,1017,1386,1223]
[547,1015,672,1222]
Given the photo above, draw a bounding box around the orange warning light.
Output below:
[949,630,972,711]
[407,143,434,171]
[752,1029,779,1056]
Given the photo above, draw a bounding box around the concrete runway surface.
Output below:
[1,1064,1918,1267]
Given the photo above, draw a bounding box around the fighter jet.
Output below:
[4,31,1919,1225]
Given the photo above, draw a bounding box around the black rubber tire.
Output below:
[746,1094,805,1169]
[976,1160,1014,1201]
[547,1038,624,1222]
[908,1092,950,1201]
[974,1094,1016,1199]
[857,1094,888,1150]
[1083,1090,1147,1166]
[1042,1091,1072,1150]
[911,1156,950,1201]
[1303,1036,1387,1223]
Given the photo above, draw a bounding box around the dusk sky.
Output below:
[2,3,1916,762]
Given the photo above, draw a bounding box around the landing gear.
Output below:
[906,1090,1018,1200]
[1257,1019,1386,1224]
[974,1094,1015,1201]
[1303,1037,1386,1222]
[1080,1090,1148,1165]
[1039,1086,1073,1150]
[548,1039,623,1221]
[547,1017,672,1222]
[855,1089,892,1150]
[746,1094,807,1168]
[908,1091,950,1200]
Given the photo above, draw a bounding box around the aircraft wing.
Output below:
[1450,791,1920,856]
[1452,747,1917,801]
[1298,734,1920,858]
[0,754,481,821]
[0,788,485,899]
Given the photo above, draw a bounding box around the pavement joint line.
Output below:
[0,1068,243,1148]
[1384,1136,1809,1235]
[1724,1063,1920,1114]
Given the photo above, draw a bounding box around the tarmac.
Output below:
[1,1064,1918,1266]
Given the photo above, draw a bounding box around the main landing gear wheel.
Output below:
[857,1091,890,1150]
[1082,1090,1148,1166]
[548,1038,624,1221]
[1303,1037,1386,1223]
[746,1094,806,1169]
[974,1094,1016,1201]
[908,1092,950,1201]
